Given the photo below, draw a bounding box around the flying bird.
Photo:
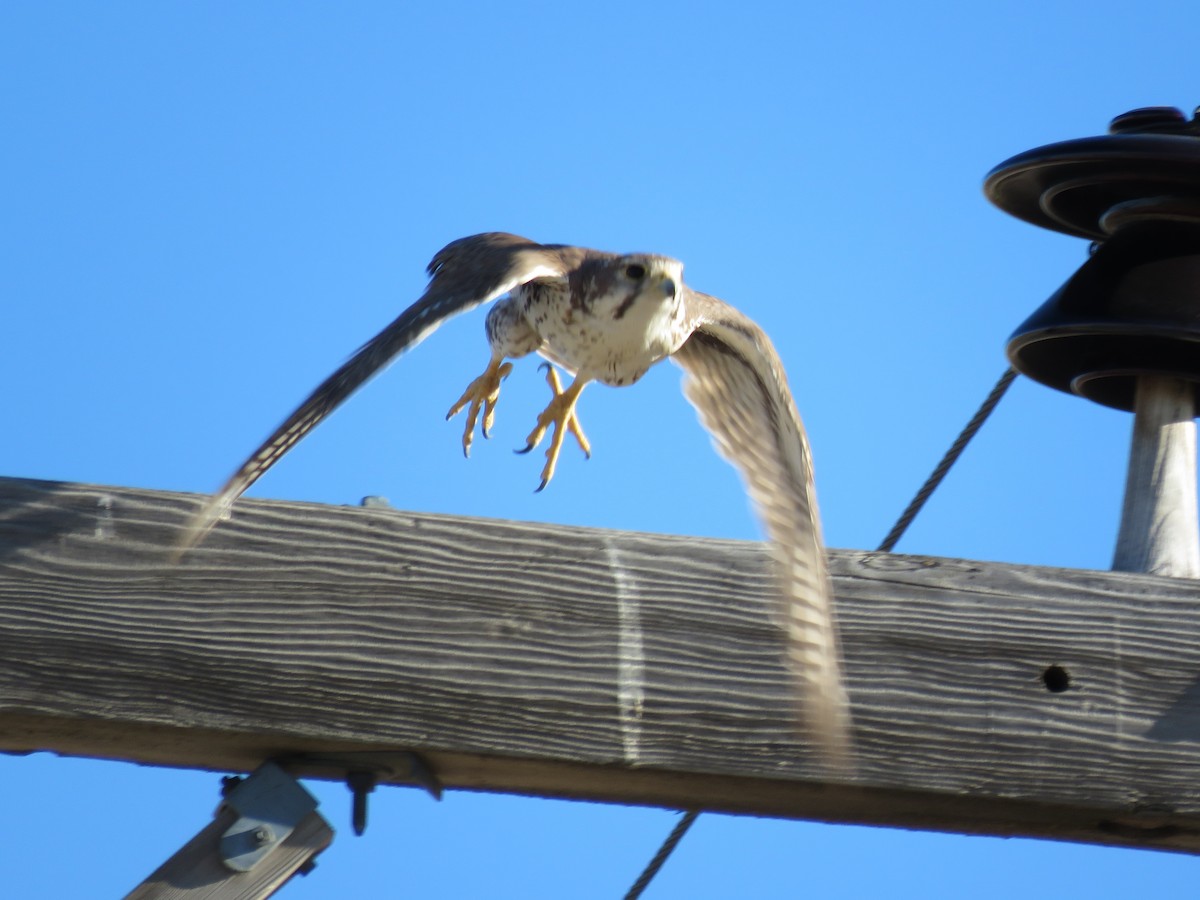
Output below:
[178,232,853,766]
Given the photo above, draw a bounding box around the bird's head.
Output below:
[592,253,684,323]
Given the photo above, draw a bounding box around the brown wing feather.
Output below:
[175,233,570,556]
[672,290,853,769]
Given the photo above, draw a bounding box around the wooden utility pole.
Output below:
[4,475,1200,858]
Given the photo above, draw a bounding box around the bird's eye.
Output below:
[625,264,646,280]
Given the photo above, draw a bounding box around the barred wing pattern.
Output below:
[176,233,569,553]
[673,290,852,768]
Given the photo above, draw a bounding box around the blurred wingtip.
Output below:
[815,714,857,779]
[792,696,854,780]
[796,678,856,778]
[169,494,234,565]
[788,632,856,778]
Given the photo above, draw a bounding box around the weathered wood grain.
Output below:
[4,476,1200,853]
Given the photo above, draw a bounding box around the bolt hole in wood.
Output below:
[1042,665,1071,693]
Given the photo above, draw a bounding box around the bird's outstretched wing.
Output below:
[672,289,853,769]
[176,232,569,555]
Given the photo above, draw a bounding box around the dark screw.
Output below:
[347,770,378,836]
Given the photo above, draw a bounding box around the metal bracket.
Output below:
[275,751,442,836]
[218,762,320,873]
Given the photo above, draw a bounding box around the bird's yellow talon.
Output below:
[447,358,512,456]
[521,366,589,490]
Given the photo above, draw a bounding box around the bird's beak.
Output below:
[658,276,678,298]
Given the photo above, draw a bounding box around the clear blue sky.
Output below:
[4,2,1200,897]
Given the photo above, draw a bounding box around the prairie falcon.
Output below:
[178,232,853,766]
